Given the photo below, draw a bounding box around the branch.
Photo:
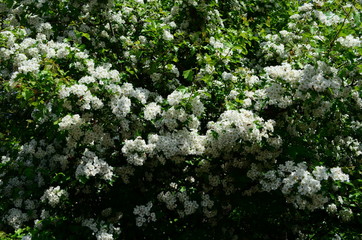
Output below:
[326,6,353,57]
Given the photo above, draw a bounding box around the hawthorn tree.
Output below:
[0,0,361,239]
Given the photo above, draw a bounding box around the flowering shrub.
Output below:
[0,0,361,239]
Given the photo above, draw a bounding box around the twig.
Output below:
[109,20,115,37]
[326,6,353,57]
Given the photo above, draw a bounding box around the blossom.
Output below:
[41,186,68,207]
[75,149,114,180]
[163,30,174,41]
[312,166,329,181]
[298,3,313,12]
[18,58,40,74]
[144,102,161,120]
[122,137,155,166]
[326,203,337,214]
[337,35,361,48]
[330,167,349,182]
[96,231,114,240]
[111,96,131,118]
[133,202,156,227]
[58,114,83,131]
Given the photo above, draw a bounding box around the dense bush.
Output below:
[0,0,361,239]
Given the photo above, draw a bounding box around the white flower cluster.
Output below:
[261,40,287,60]
[59,84,103,110]
[222,72,237,82]
[3,208,28,229]
[339,208,353,222]
[75,149,114,181]
[314,11,342,26]
[281,165,322,196]
[264,63,302,85]
[38,41,74,59]
[0,0,360,237]
[122,137,155,166]
[205,109,275,158]
[82,218,119,240]
[209,36,224,49]
[330,167,350,182]
[201,194,216,218]
[110,96,131,118]
[148,129,206,160]
[167,90,189,106]
[96,232,114,240]
[18,58,40,74]
[158,190,201,218]
[256,161,350,211]
[261,61,341,110]
[106,83,152,120]
[58,114,83,131]
[158,191,177,210]
[176,191,199,217]
[40,186,68,207]
[326,203,338,214]
[298,3,313,12]
[191,96,205,117]
[300,62,340,93]
[143,102,161,121]
[157,107,188,130]
[133,202,156,227]
[163,30,174,41]
[337,35,361,48]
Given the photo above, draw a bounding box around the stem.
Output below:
[109,20,115,37]
[326,6,353,57]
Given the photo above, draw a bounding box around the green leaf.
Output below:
[22,89,33,100]
[81,32,90,40]
[183,69,194,82]
[211,130,219,139]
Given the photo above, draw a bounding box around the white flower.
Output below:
[58,114,83,131]
[221,72,237,82]
[41,186,68,207]
[79,76,96,84]
[298,173,321,196]
[191,96,205,116]
[18,58,40,74]
[209,37,223,48]
[298,3,313,12]
[183,200,199,215]
[75,149,114,180]
[5,208,27,229]
[133,202,157,227]
[96,231,114,240]
[326,203,337,214]
[167,90,189,106]
[144,102,161,120]
[312,166,329,181]
[245,75,260,87]
[330,167,349,182]
[122,137,155,166]
[158,191,177,210]
[1,155,10,163]
[21,235,32,240]
[163,30,174,41]
[337,35,361,48]
[151,73,162,82]
[339,208,353,222]
[111,96,131,118]
[148,130,206,159]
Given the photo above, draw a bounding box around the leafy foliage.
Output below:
[0,0,361,239]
